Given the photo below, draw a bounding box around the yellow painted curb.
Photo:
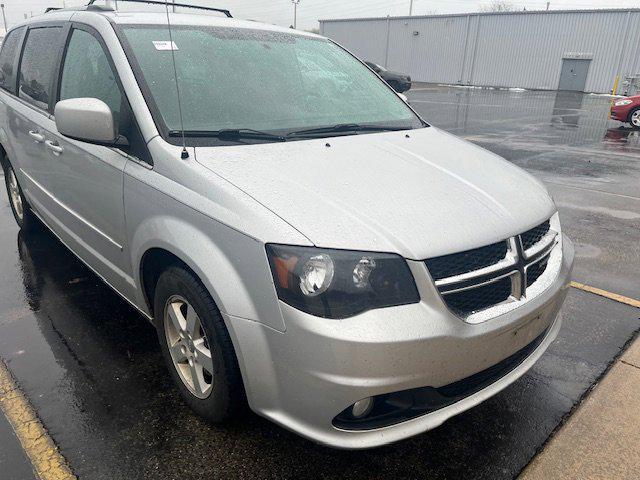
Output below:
[571,281,640,309]
[0,359,76,480]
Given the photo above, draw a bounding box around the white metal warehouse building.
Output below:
[319,9,640,94]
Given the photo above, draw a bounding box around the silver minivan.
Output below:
[0,3,573,449]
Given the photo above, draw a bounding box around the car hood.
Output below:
[194,127,555,259]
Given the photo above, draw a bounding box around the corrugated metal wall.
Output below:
[320,10,640,93]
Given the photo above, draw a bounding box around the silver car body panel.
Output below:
[226,238,573,448]
[0,9,574,448]
[194,126,556,259]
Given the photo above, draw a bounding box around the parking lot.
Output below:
[0,85,638,479]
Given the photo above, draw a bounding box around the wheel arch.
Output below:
[628,106,640,125]
[135,239,229,324]
[139,247,191,322]
[0,126,17,172]
[130,214,285,332]
[0,141,8,172]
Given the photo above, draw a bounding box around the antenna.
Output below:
[164,1,189,159]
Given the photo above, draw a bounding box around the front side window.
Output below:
[59,29,124,130]
[18,27,63,110]
[120,26,422,142]
[0,27,25,93]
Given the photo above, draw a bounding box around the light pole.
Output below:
[0,4,7,34]
[292,0,300,29]
[409,0,414,16]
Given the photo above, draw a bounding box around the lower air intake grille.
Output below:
[444,277,512,317]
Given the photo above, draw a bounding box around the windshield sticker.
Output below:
[152,41,178,51]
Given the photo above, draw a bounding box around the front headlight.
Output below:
[614,99,633,106]
[266,244,420,318]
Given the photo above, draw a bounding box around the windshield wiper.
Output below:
[168,129,286,142]
[286,123,411,138]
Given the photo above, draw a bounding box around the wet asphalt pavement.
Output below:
[0,409,34,480]
[0,86,639,480]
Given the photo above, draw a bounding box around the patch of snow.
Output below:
[438,84,529,92]
[438,84,484,89]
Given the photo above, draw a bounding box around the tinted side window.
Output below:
[0,27,24,93]
[18,27,63,110]
[59,29,123,129]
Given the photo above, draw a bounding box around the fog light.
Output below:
[351,397,374,418]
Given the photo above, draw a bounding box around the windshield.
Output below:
[120,25,422,143]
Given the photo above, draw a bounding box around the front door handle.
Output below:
[45,140,64,156]
[28,130,45,143]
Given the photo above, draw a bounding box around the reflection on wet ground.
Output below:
[602,126,640,149]
[0,86,638,480]
[409,86,640,199]
[551,91,584,127]
[413,87,640,150]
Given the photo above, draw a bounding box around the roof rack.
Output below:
[86,0,232,17]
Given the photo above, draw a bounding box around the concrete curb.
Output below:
[519,337,640,480]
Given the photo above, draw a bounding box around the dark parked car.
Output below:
[365,61,412,93]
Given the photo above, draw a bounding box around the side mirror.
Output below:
[54,98,118,145]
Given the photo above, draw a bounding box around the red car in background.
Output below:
[610,96,640,129]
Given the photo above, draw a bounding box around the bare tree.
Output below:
[480,1,514,12]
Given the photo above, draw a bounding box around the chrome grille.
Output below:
[426,219,558,321]
[521,220,550,251]
[425,241,508,280]
[526,256,549,288]
[444,277,512,317]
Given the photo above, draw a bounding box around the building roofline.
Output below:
[319,8,640,23]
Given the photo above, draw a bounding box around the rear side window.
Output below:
[18,27,63,110]
[0,27,24,93]
[59,29,123,129]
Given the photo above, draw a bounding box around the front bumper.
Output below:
[226,235,574,449]
[610,104,633,122]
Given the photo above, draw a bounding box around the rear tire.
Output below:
[154,265,245,422]
[2,158,40,231]
[629,107,640,130]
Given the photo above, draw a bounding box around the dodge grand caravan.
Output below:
[0,2,573,449]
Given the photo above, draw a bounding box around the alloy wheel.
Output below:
[7,168,24,222]
[631,110,640,127]
[164,295,214,399]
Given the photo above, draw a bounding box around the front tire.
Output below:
[154,266,245,422]
[3,159,39,231]
[629,107,640,130]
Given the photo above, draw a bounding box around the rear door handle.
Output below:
[45,140,64,156]
[28,130,45,143]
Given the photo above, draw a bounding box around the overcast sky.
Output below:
[2,0,638,31]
